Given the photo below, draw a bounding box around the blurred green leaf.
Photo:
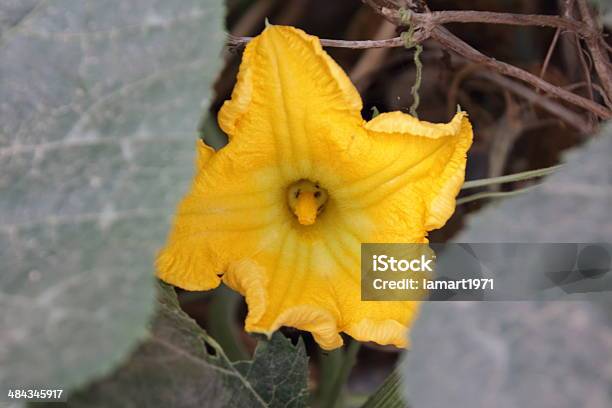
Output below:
[400,126,612,408]
[69,284,309,407]
[0,0,225,395]
[456,124,612,242]
[361,371,406,408]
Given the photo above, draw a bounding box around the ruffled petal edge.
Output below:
[218,25,363,138]
[155,249,222,291]
[344,318,411,348]
[155,139,219,291]
[365,110,466,139]
[223,258,415,350]
[423,114,473,229]
[365,111,473,230]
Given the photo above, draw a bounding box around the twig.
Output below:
[413,10,593,35]
[576,0,612,102]
[559,0,581,81]
[476,71,594,132]
[601,37,612,54]
[229,30,609,118]
[539,28,561,78]
[227,34,404,50]
[227,7,598,49]
[445,58,591,131]
[228,3,612,120]
[365,6,599,36]
[565,81,612,108]
[362,1,612,119]
[575,34,596,126]
[431,26,610,119]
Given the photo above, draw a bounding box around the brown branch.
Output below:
[477,71,594,133]
[444,60,593,132]
[228,3,612,120]
[228,8,597,50]
[601,38,612,54]
[576,0,612,102]
[226,34,404,51]
[369,7,598,36]
[575,34,596,112]
[363,1,612,119]
[413,10,594,36]
[431,26,610,119]
[539,28,561,78]
[565,82,612,108]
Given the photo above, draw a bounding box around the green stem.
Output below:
[461,165,561,190]
[206,285,249,361]
[399,8,423,118]
[322,340,361,408]
[317,348,344,405]
[409,44,423,118]
[457,185,537,205]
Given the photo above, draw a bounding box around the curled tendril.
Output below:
[399,8,423,118]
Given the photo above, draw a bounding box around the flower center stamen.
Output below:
[287,180,329,225]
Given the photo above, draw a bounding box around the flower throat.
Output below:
[287,179,329,225]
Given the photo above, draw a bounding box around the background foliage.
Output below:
[402,127,612,408]
[1,0,611,406]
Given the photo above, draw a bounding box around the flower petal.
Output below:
[218,25,364,178]
[222,230,345,350]
[365,110,465,137]
[365,111,473,230]
[220,212,419,350]
[332,111,472,234]
[156,138,289,291]
[195,139,215,168]
[224,259,268,326]
[344,318,412,348]
[157,26,473,350]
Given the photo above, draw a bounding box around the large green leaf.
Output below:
[400,128,612,407]
[0,0,225,395]
[68,284,309,407]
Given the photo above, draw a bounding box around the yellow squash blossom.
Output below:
[156,25,473,350]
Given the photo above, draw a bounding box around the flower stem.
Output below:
[317,348,343,405]
[461,165,561,190]
[321,340,361,408]
[206,285,248,361]
[457,185,537,205]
